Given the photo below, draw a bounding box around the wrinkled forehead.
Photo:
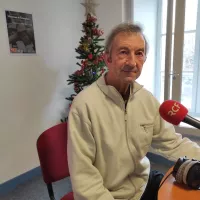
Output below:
[113,32,145,49]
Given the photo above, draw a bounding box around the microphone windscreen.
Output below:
[159,100,188,125]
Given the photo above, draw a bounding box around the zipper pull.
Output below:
[125,110,128,121]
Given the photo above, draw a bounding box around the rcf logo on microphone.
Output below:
[159,100,188,125]
[168,102,180,116]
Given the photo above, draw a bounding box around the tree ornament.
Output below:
[81,0,99,16]
[88,53,93,60]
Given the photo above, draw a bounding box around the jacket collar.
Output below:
[96,73,143,107]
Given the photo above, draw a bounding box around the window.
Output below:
[134,0,200,117]
[158,0,199,114]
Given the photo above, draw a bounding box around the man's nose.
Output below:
[127,52,136,65]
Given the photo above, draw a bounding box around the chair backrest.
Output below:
[37,122,69,184]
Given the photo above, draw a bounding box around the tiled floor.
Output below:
[0,176,72,200]
[0,162,169,200]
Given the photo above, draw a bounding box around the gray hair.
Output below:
[105,22,149,56]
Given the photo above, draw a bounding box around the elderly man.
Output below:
[67,22,200,200]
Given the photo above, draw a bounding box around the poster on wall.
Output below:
[5,10,36,54]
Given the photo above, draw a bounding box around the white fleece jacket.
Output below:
[67,74,200,200]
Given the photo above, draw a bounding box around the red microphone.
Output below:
[159,100,200,129]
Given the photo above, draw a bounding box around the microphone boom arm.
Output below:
[183,115,200,129]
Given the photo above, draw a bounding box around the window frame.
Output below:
[155,0,200,117]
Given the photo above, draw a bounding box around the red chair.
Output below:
[36,122,74,200]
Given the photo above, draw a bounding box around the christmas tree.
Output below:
[62,13,106,122]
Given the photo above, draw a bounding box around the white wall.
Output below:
[96,0,123,37]
[0,0,84,183]
[96,0,133,38]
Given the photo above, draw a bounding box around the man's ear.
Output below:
[103,52,112,65]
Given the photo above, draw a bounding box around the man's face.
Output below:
[105,32,146,84]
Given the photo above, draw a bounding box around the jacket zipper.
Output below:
[124,102,137,192]
[125,109,128,122]
[124,102,128,144]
